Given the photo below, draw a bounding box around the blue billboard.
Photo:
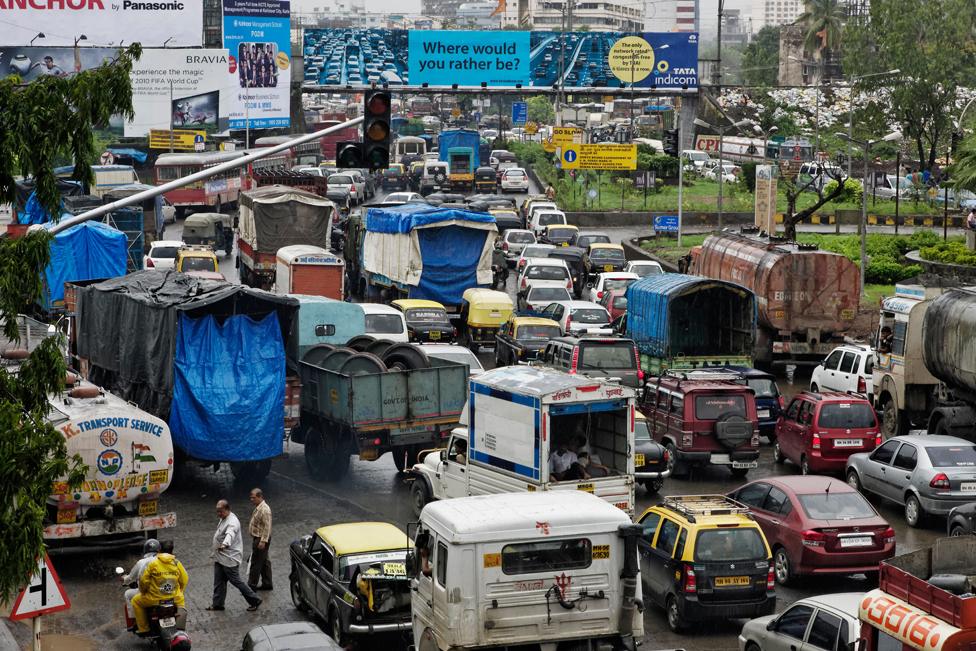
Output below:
[223,0,291,129]
[301,29,698,90]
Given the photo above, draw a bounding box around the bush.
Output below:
[738,162,757,193]
[866,259,922,284]
[823,178,863,203]
[920,241,976,265]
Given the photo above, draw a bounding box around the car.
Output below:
[598,289,628,321]
[493,315,562,366]
[500,168,529,192]
[810,344,874,401]
[737,593,862,651]
[421,343,485,377]
[350,169,376,199]
[540,224,579,246]
[569,231,612,249]
[296,167,327,177]
[498,229,535,264]
[730,477,895,586]
[538,300,613,337]
[774,391,880,475]
[623,260,664,278]
[288,522,411,644]
[144,239,184,270]
[704,162,738,183]
[360,303,409,343]
[537,336,642,388]
[384,192,427,204]
[516,285,572,313]
[518,258,573,292]
[521,198,557,223]
[381,164,408,191]
[327,173,361,205]
[583,244,628,280]
[633,413,670,493]
[640,373,761,478]
[681,149,712,173]
[636,495,775,633]
[419,161,449,195]
[161,197,177,225]
[515,244,556,274]
[175,245,218,273]
[585,271,639,303]
[242,622,343,651]
[529,210,568,238]
[391,299,456,343]
[846,434,976,527]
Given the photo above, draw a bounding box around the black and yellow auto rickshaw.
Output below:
[182,213,233,256]
[474,166,498,193]
[458,288,514,352]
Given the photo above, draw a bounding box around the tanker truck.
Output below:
[690,231,860,366]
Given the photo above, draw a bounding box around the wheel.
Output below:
[345,335,376,351]
[302,344,337,366]
[382,344,431,371]
[774,547,793,586]
[847,469,862,492]
[905,494,925,528]
[665,595,684,633]
[746,644,761,651]
[411,480,431,518]
[339,352,388,376]
[304,426,350,482]
[881,397,908,440]
[950,524,969,537]
[665,442,688,479]
[392,446,420,473]
[810,383,820,393]
[934,419,950,437]
[800,455,811,476]
[329,608,347,647]
[642,478,664,494]
[773,441,785,464]
[365,339,396,357]
[320,347,357,371]
[730,466,750,479]
[290,573,309,612]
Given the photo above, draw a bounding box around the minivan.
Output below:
[360,303,409,343]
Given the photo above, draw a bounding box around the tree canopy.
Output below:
[526,95,555,125]
[742,26,781,87]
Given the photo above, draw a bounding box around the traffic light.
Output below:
[663,129,679,157]
[336,141,365,169]
[363,90,392,170]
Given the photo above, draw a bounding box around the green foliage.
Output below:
[739,162,758,193]
[866,259,923,284]
[526,95,555,125]
[920,241,976,265]
[742,26,781,87]
[803,229,941,283]
[824,178,863,203]
[797,0,846,55]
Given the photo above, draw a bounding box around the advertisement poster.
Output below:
[0,2,201,47]
[125,49,231,137]
[0,46,115,82]
[223,0,291,130]
[302,29,698,90]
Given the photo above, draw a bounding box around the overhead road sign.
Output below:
[559,144,637,171]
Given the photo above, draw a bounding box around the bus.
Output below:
[394,135,427,165]
[154,150,246,218]
[252,135,323,168]
[693,135,815,165]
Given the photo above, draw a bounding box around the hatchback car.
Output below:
[847,434,976,527]
[738,593,861,651]
[328,174,361,205]
[391,299,456,343]
[537,336,642,388]
[585,271,638,303]
[517,285,572,314]
[584,243,627,278]
[518,259,573,292]
[500,168,529,192]
[598,289,628,321]
[774,392,880,475]
[515,244,556,274]
[540,224,580,246]
[570,231,612,250]
[633,412,669,493]
[421,343,484,377]
[499,229,536,264]
[538,300,613,336]
[624,260,665,278]
[810,344,874,402]
[144,239,184,270]
[360,303,409,343]
[729,477,895,586]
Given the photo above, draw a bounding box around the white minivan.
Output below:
[529,209,568,238]
[360,303,409,343]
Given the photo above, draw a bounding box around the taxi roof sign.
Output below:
[9,552,71,620]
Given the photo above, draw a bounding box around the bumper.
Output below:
[45,511,177,540]
[677,449,760,467]
[347,621,411,634]
[797,543,895,575]
[919,494,976,516]
[635,468,671,480]
[679,595,776,623]
[806,452,858,473]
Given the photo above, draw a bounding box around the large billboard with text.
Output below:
[302,29,698,90]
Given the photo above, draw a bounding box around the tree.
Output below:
[950,136,976,192]
[797,0,846,60]
[742,26,781,87]
[526,95,555,125]
[781,165,853,240]
[0,44,141,603]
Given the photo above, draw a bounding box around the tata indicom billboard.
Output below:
[302,29,698,90]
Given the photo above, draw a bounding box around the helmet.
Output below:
[169,631,191,650]
[143,539,161,555]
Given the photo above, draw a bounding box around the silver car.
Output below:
[738,592,860,651]
[846,434,976,527]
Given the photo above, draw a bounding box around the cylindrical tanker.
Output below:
[691,232,860,363]
[922,288,976,394]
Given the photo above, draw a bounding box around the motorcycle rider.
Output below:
[491,239,508,288]
[131,547,189,635]
[123,539,161,626]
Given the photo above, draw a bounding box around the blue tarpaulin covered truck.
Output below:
[438,129,480,191]
[75,271,299,482]
[626,273,757,375]
[39,220,128,313]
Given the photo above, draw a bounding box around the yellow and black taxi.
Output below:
[175,245,219,274]
[391,299,457,343]
[636,495,775,633]
[289,522,412,643]
[493,315,562,366]
[584,243,627,278]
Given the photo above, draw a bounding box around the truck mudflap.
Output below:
[44,511,177,539]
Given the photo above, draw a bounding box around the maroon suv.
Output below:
[640,374,761,478]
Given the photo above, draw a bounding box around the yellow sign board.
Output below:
[149,129,206,151]
[542,137,556,153]
[524,121,538,135]
[559,144,637,171]
[451,107,462,118]
[608,36,654,84]
[551,127,584,146]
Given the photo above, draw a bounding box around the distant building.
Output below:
[456,1,502,27]
[751,0,804,31]
[503,0,643,32]
[721,9,749,45]
[644,0,697,32]
[422,0,468,21]
[203,0,222,48]
[777,23,843,86]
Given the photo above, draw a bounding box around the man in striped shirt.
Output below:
[247,488,273,591]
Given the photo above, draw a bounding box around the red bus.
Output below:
[154,150,246,218]
[252,136,322,168]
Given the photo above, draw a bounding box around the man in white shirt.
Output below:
[207,499,262,612]
[550,438,585,480]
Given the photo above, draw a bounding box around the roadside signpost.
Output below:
[511,101,527,126]
[9,552,71,651]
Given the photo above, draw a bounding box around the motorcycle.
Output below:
[490,263,509,290]
[116,567,191,651]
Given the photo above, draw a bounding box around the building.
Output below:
[203,0,222,49]
[751,0,804,31]
[777,23,843,86]
[645,0,697,32]
[502,0,643,32]
[721,9,749,45]
[422,0,468,21]
[456,1,503,27]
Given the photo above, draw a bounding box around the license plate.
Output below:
[715,576,750,587]
[635,453,645,466]
[561,242,568,247]
[757,409,770,418]
[833,439,861,448]
[138,500,158,517]
[840,536,873,548]
[962,483,976,492]
[490,311,501,317]
[430,331,441,340]
[159,617,176,628]
[732,461,758,469]
[604,265,613,272]
[577,482,595,493]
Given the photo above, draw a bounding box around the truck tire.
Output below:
[382,344,431,371]
[320,348,357,371]
[881,397,908,440]
[345,335,376,351]
[304,425,350,482]
[392,446,421,473]
[340,352,387,376]
[302,344,337,366]
[411,480,431,518]
[230,459,272,483]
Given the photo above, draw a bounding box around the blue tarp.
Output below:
[40,220,128,311]
[21,191,59,225]
[412,224,488,305]
[108,148,149,164]
[169,311,286,462]
[626,274,703,355]
[366,203,495,234]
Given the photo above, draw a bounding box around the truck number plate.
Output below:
[635,453,645,466]
[731,461,758,469]
[840,536,873,548]
[159,617,176,628]
[139,500,158,517]
[715,576,749,587]
[604,265,614,272]
[429,331,441,340]
[962,483,976,492]
[577,483,595,493]
[833,439,862,448]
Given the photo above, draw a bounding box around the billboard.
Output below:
[223,0,291,130]
[0,46,115,81]
[302,29,698,90]
[0,2,201,47]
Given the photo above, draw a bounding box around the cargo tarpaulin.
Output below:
[41,220,128,311]
[169,311,285,461]
[363,203,497,304]
[238,185,334,253]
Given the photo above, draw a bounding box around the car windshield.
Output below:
[505,170,525,178]
[529,287,571,301]
[694,529,767,562]
[747,378,778,399]
[338,551,409,581]
[604,278,635,293]
[634,419,651,440]
[571,308,609,324]
[526,266,569,280]
[406,308,449,323]
[798,492,875,520]
[507,231,534,243]
[329,175,352,184]
[578,342,635,369]
[817,403,876,429]
[694,395,747,420]
[539,213,565,226]
[631,264,662,277]
[926,445,976,467]
[591,249,625,262]
[523,247,552,258]
[365,314,404,334]
[548,228,575,237]
[517,325,562,340]
[181,257,215,272]
[152,246,179,259]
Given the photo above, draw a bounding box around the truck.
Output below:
[690,231,860,366]
[274,245,344,299]
[857,537,976,651]
[410,365,637,516]
[237,184,336,290]
[920,287,976,439]
[292,341,469,480]
[75,271,299,483]
[39,220,128,313]
[409,492,645,651]
[438,129,480,191]
[343,203,497,314]
[625,273,757,376]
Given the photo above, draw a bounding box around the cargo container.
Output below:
[438,129,480,191]
[274,245,344,299]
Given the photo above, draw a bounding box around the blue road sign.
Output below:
[512,101,528,126]
[644,105,672,112]
[653,215,679,232]
[563,149,578,163]
[193,134,205,143]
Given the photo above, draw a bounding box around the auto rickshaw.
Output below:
[458,288,514,352]
[474,166,498,193]
[182,213,233,256]
[548,245,587,298]
[540,224,579,246]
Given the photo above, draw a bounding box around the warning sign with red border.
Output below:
[9,553,71,621]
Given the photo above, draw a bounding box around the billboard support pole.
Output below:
[48,117,363,235]
[169,81,174,154]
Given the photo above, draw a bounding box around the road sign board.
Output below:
[194,133,205,152]
[644,105,672,112]
[559,144,637,171]
[149,129,207,151]
[9,553,70,621]
[653,215,679,232]
[512,101,527,126]
[551,127,583,146]
[99,151,115,165]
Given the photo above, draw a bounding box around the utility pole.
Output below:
[713,0,724,88]
[169,80,174,153]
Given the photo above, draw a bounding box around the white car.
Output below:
[360,303,409,343]
[161,197,176,225]
[517,285,572,313]
[500,168,529,192]
[327,173,363,205]
[704,162,738,183]
[421,343,485,377]
[518,258,573,292]
[143,239,184,270]
[681,149,711,173]
[515,244,556,274]
[623,260,664,278]
[385,192,427,204]
[500,229,536,263]
[529,210,567,238]
[538,300,613,336]
[585,272,639,303]
[810,344,874,400]
[738,592,861,651]
[297,167,327,177]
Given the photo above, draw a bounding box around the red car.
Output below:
[598,289,627,321]
[729,476,895,586]
[773,391,880,475]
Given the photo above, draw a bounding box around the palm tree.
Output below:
[797,0,846,61]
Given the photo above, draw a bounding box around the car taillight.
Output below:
[857,376,866,393]
[662,448,669,462]
[146,258,155,267]
[502,242,509,251]
[597,291,604,299]
[778,395,785,409]
[570,346,579,372]
[881,526,896,544]
[566,278,573,289]
[751,432,760,447]
[930,473,950,489]
[812,434,822,449]
[873,433,882,447]
[683,565,697,593]
[637,369,644,381]
[766,565,776,591]
[565,315,572,332]
[801,529,826,547]
[521,278,527,289]
[453,327,458,337]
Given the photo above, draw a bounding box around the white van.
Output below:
[681,149,711,173]
[529,209,568,238]
[360,303,409,343]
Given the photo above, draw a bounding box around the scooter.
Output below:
[491,263,509,290]
[116,567,192,651]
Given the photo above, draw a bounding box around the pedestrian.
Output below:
[545,184,556,201]
[247,488,273,592]
[968,208,976,231]
[207,499,262,612]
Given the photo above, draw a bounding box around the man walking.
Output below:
[207,499,262,612]
[247,488,273,591]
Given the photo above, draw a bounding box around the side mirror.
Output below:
[405,550,416,576]
[440,450,447,462]
[766,619,777,631]
[300,534,312,552]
